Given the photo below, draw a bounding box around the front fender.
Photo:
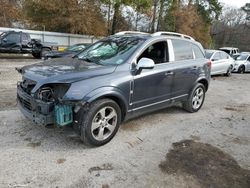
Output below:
[83,86,129,110]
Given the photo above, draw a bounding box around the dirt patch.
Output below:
[189,135,201,141]
[27,141,41,148]
[232,137,249,145]
[88,163,113,173]
[159,140,250,188]
[57,158,66,164]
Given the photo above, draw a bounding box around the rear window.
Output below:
[205,51,213,59]
[172,39,193,61]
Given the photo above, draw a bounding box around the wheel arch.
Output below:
[85,88,128,122]
[197,78,209,92]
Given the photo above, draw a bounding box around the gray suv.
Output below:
[17,31,211,146]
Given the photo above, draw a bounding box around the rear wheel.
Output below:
[238,65,245,74]
[79,99,121,146]
[183,83,205,113]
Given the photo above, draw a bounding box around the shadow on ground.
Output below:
[159,140,250,188]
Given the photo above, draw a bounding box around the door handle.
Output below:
[165,71,174,76]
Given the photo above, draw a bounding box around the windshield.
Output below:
[76,36,145,65]
[236,54,249,60]
[205,51,214,59]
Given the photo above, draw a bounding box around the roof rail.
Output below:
[115,31,149,35]
[152,31,195,41]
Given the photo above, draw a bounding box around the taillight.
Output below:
[208,60,212,69]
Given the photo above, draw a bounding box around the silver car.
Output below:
[205,50,235,76]
[233,53,250,73]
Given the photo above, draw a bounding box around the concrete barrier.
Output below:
[0,27,101,47]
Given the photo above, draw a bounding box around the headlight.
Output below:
[37,84,71,102]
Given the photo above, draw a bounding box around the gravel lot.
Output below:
[0,57,250,188]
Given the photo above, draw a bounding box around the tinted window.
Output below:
[22,33,29,41]
[220,49,230,55]
[138,41,168,64]
[193,44,204,59]
[213,52,221,60]
[172,39,193,61]
[248,56,250,61]
[5,33,20,43]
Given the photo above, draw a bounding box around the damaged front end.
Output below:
[17,79,80,126]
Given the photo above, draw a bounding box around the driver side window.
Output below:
[138,41,168,64]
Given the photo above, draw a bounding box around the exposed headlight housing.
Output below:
[37,84,71,102]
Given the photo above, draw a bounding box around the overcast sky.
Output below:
[219,0,249,8]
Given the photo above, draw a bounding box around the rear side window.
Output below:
[192,44,204,59]
[172,39,193,61]
[220,52,228,59]
[213,52,221,60]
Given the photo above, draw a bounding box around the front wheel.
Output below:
[238,65,245,74]
[183,83,206,113]
[40,48,51,59]
[225,65,233,76]
[79,99,121,146]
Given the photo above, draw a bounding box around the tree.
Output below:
[23,0,107,35]
[242,3,250,22]
[0,0,21,27]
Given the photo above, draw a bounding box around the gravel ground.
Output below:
[0,57,249,188]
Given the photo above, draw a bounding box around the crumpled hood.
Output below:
[19,57,117,83]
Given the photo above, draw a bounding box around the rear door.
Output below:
[21,33,32,53]
[170,39,202,97]
[211,52,223,74]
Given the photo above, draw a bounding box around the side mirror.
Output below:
[3,38,7,42]
[136,58,155,74]
[211,59,218,61]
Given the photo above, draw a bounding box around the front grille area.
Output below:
[17,95,32,111]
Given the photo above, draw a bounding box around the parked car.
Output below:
[0,31,57,58]
[219,47,240,59]
[233,53,250,73]
[44,43,90,60]
[205,49,234,76]
[16,31,211,146]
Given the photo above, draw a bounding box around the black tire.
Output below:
[225,65,233,77]
[238,65,245,74]
[32,52,41,59]
[79,99,121,146]
[183,83,206,113]
[40,48,51,59]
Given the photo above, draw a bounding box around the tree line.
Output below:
[0,0,249,49]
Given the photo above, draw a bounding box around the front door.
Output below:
[131,41,174,110]
[0,32,21,53]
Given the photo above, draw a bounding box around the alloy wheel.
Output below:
[91,106,118,141]
[192,87,204,110]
